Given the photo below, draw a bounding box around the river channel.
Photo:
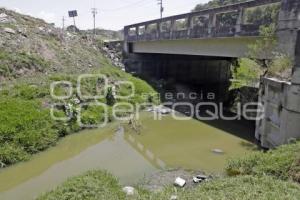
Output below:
[0,112,257,200]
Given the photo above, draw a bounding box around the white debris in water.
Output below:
[146,107,154,112]
[212,149,225,154]
[148,105,172,115]
[160,108,171,115]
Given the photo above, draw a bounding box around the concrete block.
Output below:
[280,108,300,142]
[257,77,300,149]
[284,85,300,112]
[265,85,282,105]
[292,67,300,84]
[265,121,283,147]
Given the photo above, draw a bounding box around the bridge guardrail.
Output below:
[124,0,281,42]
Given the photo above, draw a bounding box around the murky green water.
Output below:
[0,112,256,200]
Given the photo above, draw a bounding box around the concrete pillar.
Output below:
[170,19,175,39]
[155,22,159,39]
[277,0,300,83]
[208,13,216,37]
[292,31,300,83]
[135,26,139,41]
[145,24,149,37]
[235,8,244,36]
[123,27,129,54]
[157,21,161,40]
[277,0,300,60]
[187,15,192,38]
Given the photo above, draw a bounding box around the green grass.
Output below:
[226,141,300,183]
[145,176,300,200]
[0,98,59,166]
[0,50,50,78]
[37,171,300,200]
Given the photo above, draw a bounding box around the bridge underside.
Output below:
[125,53,233,102]
[129,37,259,58]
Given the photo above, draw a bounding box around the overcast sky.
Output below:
[1,0,209,30]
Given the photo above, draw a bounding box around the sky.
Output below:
[0,0,209,30]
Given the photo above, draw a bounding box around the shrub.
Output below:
[0,143,29,167]
[268,54,293,78]
[245,3,280,25]
[106,87,116,106]
[80,104,108,127]
[248,23,277,60]
[231,58,262,89]
[37,171,125,200]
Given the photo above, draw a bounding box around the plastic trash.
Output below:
[193,175,208,183]
[122,186,135,196]
[174,177,186,187]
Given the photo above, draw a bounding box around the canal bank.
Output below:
[0,112,256,200]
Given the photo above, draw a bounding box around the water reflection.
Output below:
[0,127,157,200]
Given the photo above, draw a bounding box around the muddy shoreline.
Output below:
[137,169,216,192]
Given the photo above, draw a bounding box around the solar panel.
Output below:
[68,10,78,18]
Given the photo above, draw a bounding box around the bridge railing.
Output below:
[124,0,281,42]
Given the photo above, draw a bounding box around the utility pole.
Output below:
[91,7,98,37]
[157,0,164,19]
[73,17,76,27]
[62,16,65,30]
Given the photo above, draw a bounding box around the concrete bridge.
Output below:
[124,0,283,58]
[122,0,300,149]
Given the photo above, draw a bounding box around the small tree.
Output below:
[248,23,277,69]
[247,24,293,79]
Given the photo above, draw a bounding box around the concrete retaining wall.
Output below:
[256,77,300,148]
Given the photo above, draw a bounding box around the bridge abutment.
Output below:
[256,0,300,148]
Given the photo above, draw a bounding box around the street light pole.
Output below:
[157,0,164,19]
[91,7,98,37]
